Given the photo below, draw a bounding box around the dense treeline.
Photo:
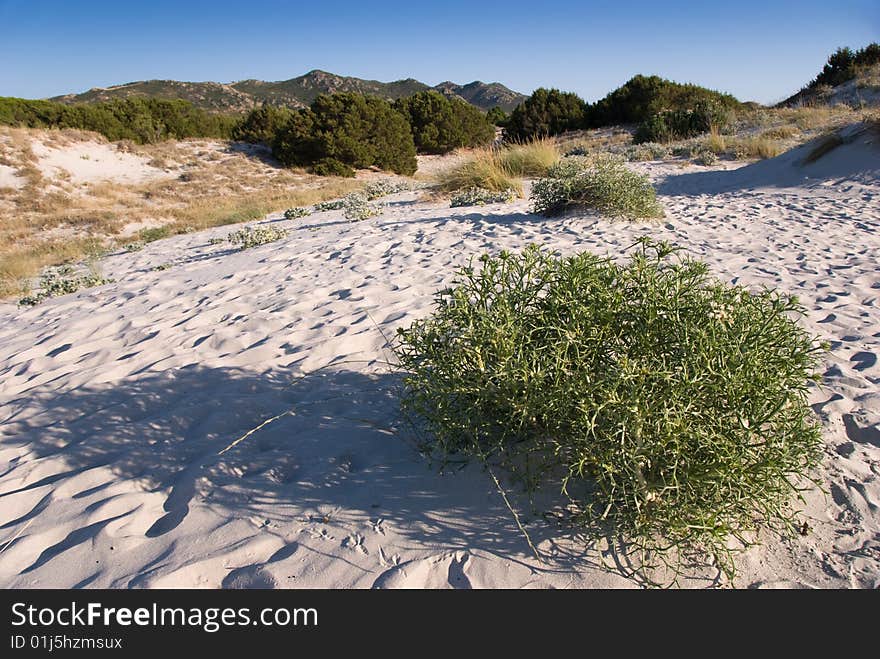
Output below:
[811,42,880,89]
[503,76,741,143]
[0,96,238,143]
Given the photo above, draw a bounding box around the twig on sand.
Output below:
[0,518,35,556]
[486,463,544,564]
[218,410,295,456]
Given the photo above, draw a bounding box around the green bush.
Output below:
[394,241,824,578]
[504,88,589,140]
[486,107,509,127]
[394,90,495,154]
[634,101,727,143]
[531,154,663,219]
[311,157,356,177]
[0,97,238,144]
[233,104,294,145]
[588,75,740,128]
[272,93,417,176]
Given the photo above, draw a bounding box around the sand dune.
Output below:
[0,139,878,588]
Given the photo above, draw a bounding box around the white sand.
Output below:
[0,134,878,589]
[31,139,167,186]
[0,164,25,190]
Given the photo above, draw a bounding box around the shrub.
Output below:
[696,150,719,166]
[589,75,741,128]
[226,225,288,249]
[340,192,383,221]
[272,93,417,176]
[0,97,237,144]
[394,241,824,579]
[505,88,589,140]
[531,154,664,219]
[486,107,509,127]
[363,179,412,200]
[450,187,517,207]
[312,199,346,212]
[311,157,355,178]
[233,104,294,145]
[19,265,112,306]
[394,90,495,154]
[284,207,312,220]
[634,101,728,143]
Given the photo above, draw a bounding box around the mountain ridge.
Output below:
[50,70,527,113]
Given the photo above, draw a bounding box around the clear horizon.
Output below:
[2,0,878,105]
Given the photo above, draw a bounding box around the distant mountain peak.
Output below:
[50,71,526,113]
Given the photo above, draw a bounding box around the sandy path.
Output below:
[0,148,878,589]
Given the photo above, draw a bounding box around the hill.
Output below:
[50,70,526,113]
[780,43,880,107]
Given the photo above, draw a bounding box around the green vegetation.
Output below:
[283,206,313,219]
[633,101,729,143]
[394,90,495,154]
[395,241,824,580]
[590,75,740,127]
[272,93,417,176]
[450,187,517,207]
[811,43,880,90]
[19,265,112,306]
[233,104,295,145]
[531,154,663,219]
[486,107,509,127]
[0,97,238,144]
[434,139,559,194]
[226,225,288,249]
[505,88,589,140]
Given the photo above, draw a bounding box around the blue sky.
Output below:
[1,1,877,104]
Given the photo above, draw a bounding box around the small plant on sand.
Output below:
[284,206,312,220]
[226,225,288,250]
[340,192,383,221]
[531,154,664,219]
[363,179,412,200]
[450,187,517,207]
[394,241,824,581]
[312,199,346,212]
[19,265,113,306]
[695,150,719,166]
[625,142,669,162]
[124,241,145,252]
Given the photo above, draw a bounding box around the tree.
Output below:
[504,88,588,140]
[394,91,495,154]
[272,93,417,176]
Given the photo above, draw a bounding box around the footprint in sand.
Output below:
[372,552,473,589]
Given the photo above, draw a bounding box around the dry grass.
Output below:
[434,149,523,194]
[0,127,366,297]
[707,127,727,154]
[433,139,561,194]
[497,138,560,177]
[803,132,845,164]
[731,136,784,160]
